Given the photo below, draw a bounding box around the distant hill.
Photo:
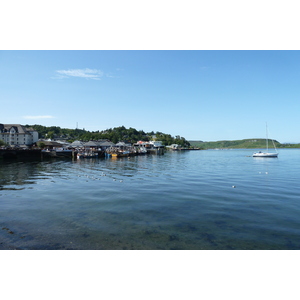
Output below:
[189,139,300,149]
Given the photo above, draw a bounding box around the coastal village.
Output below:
[0,123,185,159]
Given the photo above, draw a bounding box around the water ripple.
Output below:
[1,150,300,249]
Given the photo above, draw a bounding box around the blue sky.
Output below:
[1,50,300,143]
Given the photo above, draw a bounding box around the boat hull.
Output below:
[77,152,98,159]
[253,152,278,157]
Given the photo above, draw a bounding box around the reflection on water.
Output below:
[1,149,300,250]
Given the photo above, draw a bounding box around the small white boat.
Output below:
[253,124,278,158]
[252,151,278,158]
[138,147,148,154]
[77,152,98,159]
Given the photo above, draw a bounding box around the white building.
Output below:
[0,124,39,147]
[135,140,164,148]
[149,141,164,148]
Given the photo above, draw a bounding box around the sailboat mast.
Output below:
[253,123,278,157]
[266,123,269,151]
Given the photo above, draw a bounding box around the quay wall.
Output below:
[0,149,42,159]
[0,147,165,160]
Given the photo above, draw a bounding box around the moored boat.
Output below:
[77,152,98,159]
[252,151,278,157]
[253,124,278,158]
[111,150,130,157]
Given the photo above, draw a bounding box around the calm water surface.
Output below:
[1,149,300,250]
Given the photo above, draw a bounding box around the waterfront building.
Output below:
[0,124,39,147]
[166,144,180,150]
[134,140,164,148]
[68,140,115,151]
[149,141,164,148]
[98,140,115,150]
[69,140,85,149]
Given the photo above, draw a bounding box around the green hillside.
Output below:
[189,139,300,149]
[25,125,190,147]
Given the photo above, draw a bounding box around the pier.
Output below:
[0,146,166,161]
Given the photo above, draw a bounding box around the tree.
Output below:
[37,141,46,149]
[46,131,55,139]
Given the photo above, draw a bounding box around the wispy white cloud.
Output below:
[23,115,56,120]
[105,73,120,78]
[54,68,104,80]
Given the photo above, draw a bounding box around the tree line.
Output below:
[26,125,191,147]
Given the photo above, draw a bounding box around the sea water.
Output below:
[1,149,300,250]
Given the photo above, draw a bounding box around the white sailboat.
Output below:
[253,124,278,158]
